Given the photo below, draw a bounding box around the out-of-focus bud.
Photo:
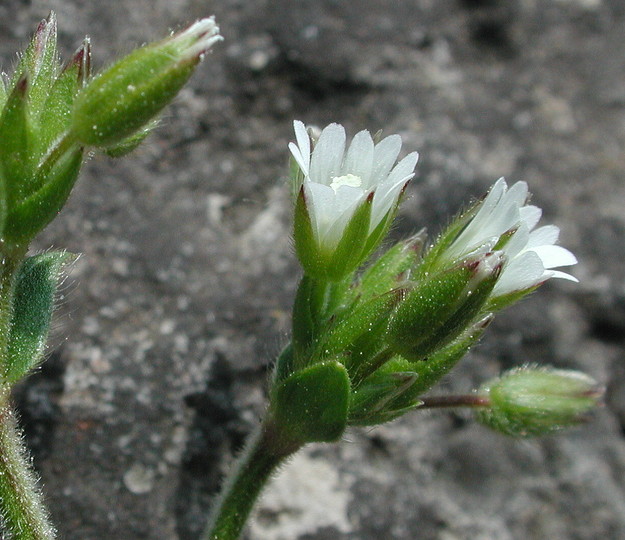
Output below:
[71,17,222,148]
[476,366,603,437]
[386,252,502,362]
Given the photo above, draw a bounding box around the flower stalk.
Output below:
[202,419,302,540]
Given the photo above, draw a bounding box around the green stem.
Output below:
[0,248,55,539]
[0,389,55,540]
[417,394,491,409]
[201,418,302,540]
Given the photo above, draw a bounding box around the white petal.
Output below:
[370,135,402,185]
[526,225,559,248]
[288,142,309,176]
[530,245,578,268]
[503,223,530,259]
[494,251,545,295]
[342,130,374,183]
[293,120,310,174]
[519,205,542,230]
[309,124,346,186]
[383,151,419,189]
[305,182,335,240]
[322,186,365,248]
[370,180,406,231]
[501,181,528,207]
[547,270,579,282]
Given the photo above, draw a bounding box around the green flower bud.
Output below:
[386,252,502,362]
[476,367,603,437]
[71,17,222,148]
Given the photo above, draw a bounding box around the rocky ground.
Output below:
[1,0,625,538]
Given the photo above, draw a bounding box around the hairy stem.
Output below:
[0,390,55,540]
[0,248,55,540]
[202,418,302,540]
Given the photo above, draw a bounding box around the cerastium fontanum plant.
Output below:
[0,13,602,540]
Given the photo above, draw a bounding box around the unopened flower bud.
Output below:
[476,367,603,437]
[386,252,502,362]
[71,17,222,148]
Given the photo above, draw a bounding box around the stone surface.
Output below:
[1,0,624,539]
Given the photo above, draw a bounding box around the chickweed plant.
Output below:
[0,13,601,540]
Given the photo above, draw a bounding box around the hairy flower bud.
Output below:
[71,17,222,148]
[476,367,603,437]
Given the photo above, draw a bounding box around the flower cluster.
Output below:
[274,119,592,441]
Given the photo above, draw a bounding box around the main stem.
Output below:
[0,248,55,540]
[202,418,302,540]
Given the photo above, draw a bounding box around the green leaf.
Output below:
[271,361,350,443]
[3,251,75,384]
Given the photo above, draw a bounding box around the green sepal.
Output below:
[37,39,91,155]
[360,181,410,262]
[417,202,480,278]
[349,358,421,426]
[386,262,479,361]
[0,73,7,111]
[406,264,499,361]
[407,314,492,397]
[476,366,603,438]
[485,284,540,312]
[293,188,329,279]
[271,361,350,443]
[326,192,374,280]
[103,119,159,157]
[358,230,425,301]
[314,290,399,362]
[10,13,58,117]
[3,146,84,245]
[0,77,38,205]
[3,251,76,384]
[71,42,197,147]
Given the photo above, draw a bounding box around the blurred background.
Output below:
[1,1,624,538]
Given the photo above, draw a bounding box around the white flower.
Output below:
[289,120,419,251]
[445,178,578,297]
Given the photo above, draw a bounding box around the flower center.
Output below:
[330,173,362,193]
